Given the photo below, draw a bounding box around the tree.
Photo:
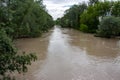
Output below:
[0,0,54,38]
[57,3,87,29]
[80,1,112,33]
[89,0,99,5]
[112,1,120,17]
[0,29,37,79]
[0,0,54,79]
[97,16,120,38]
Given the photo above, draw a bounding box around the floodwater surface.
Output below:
[15,26,120,80]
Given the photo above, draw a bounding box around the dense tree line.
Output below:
[0,0,54,38]
[56,0,120,38]
[56,3,87,29]
[0,0,54,79]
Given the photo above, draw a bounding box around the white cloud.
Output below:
[43,0,89,20]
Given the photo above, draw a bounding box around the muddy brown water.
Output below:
[15,26,120,80]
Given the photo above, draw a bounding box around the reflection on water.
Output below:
[15,26,120,80]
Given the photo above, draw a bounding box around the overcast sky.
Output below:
[43,0,89,20]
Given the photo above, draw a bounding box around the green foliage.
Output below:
[57,0,120,34]
[57,3,87,29]
[55,18,61,25]
[89,0,99,5]
[97,16,120,38]
[80,1,112,33]
[0,29,37,79]
[112,1,120,17]
[80,24,88,33]
[0,0,54,79]
[0,0,54,38]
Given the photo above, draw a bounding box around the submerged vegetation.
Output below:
[56,0,120,38]
[0,0,54,79]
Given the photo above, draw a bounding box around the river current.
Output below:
[15,26,120,80]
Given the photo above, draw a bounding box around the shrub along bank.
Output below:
[56,0,120,38]
[0,0,54,79]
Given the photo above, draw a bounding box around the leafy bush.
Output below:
[80,24,89,32]
[97,16,120,38]
[80,1,112,33]
[112,1,120,17]
[0,29,37,79]
[0,0,54,38]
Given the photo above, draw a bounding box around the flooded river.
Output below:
[15,26,120,80]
